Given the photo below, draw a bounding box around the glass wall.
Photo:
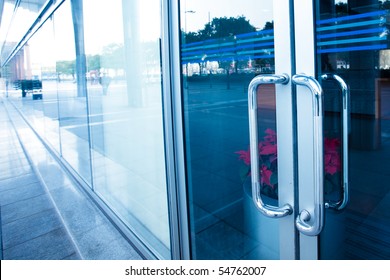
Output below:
[83,0,170,258]
[54,0,92,184]
[1,0,170,259]
[3,16,60,153]
[28,17,60,153]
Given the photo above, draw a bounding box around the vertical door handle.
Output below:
[292,74,324,236]
[248,74,293,218]
[321,74,349,210]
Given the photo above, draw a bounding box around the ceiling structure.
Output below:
[0,0,50,65]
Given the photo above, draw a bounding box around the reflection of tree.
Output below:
[183,17,275,79]
[57,41,159,82]
[335,2,348,16]
[252,21,274,73]
[56,60,75,80]
[201,16,256,40]
[183,16,255,74]
[100,43,125,71]
[262,21,273,31]
[184,16,256,43]
[86,55,100,72]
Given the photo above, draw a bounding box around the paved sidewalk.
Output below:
[0,98,143,260]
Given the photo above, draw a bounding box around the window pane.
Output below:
[83,0,170,258]
[54,0,92,184]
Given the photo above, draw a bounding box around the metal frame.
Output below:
[273,0,299,260]
[293,0,319,259]
[248,74,293,218]
[321,74,349,211]
[292,74,324,237]
[1,0,65,67]
[161,0,191,260]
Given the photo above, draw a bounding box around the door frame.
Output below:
[293,0,320,259]
[273,0,299,260]
[161,0,191,260]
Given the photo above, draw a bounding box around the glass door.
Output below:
[179,0,390,260]
[179,0,297,259]
[277,0,390,260]
[312,0,390,260]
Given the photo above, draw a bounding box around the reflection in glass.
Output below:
[83,0,170,258]
[317,0,390,260]
[3,16,60,153]
[27,17,60,153]
[181,0,279,259]
[0,0,48,62]
[1,0,170,259]
[54,0,92,185]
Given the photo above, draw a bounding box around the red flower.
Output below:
[235,149,251,165]
[259,128,277,156]
[264,128,277,143]
[259,142,277,155]
[324,137,341,175]
[237,129,342,198]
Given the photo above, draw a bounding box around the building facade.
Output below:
[0,0,389,259]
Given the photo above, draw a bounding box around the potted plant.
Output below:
[235,129,342,258]
[236,128,342,199]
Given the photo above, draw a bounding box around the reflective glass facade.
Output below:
[0,0,170,259]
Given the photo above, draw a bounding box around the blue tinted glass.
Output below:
[317,0,390,260]
[181,0,280,260]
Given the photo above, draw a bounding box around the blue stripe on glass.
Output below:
[235,29,274,38]
[182,30,274,48]
[317,19,383,32]
[183,37,223,47]
[181,52,274,63]
[236,36,274,44]
[317,27,386,39]
[316,10,387,25]
[318,36,386,47]
[182,41,275,56]
[317,44,387,54]
[182,37,274,53]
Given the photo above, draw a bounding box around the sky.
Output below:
[181,0,274,32]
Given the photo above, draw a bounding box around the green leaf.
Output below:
[239,166,250,182]
[270,173,278,186]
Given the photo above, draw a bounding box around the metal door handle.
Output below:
[248,74,293,218]
[321,74,349,210]
[292,74,324,236]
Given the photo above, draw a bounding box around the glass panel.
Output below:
[316,0,390,259]
[26,17,60,152]
[53,0,92,184]
[1,0,170,259]
[3,17,60,153]
[83,0,170,258]
[181,0,280,259]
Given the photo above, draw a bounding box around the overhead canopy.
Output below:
[0,0,49,65]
